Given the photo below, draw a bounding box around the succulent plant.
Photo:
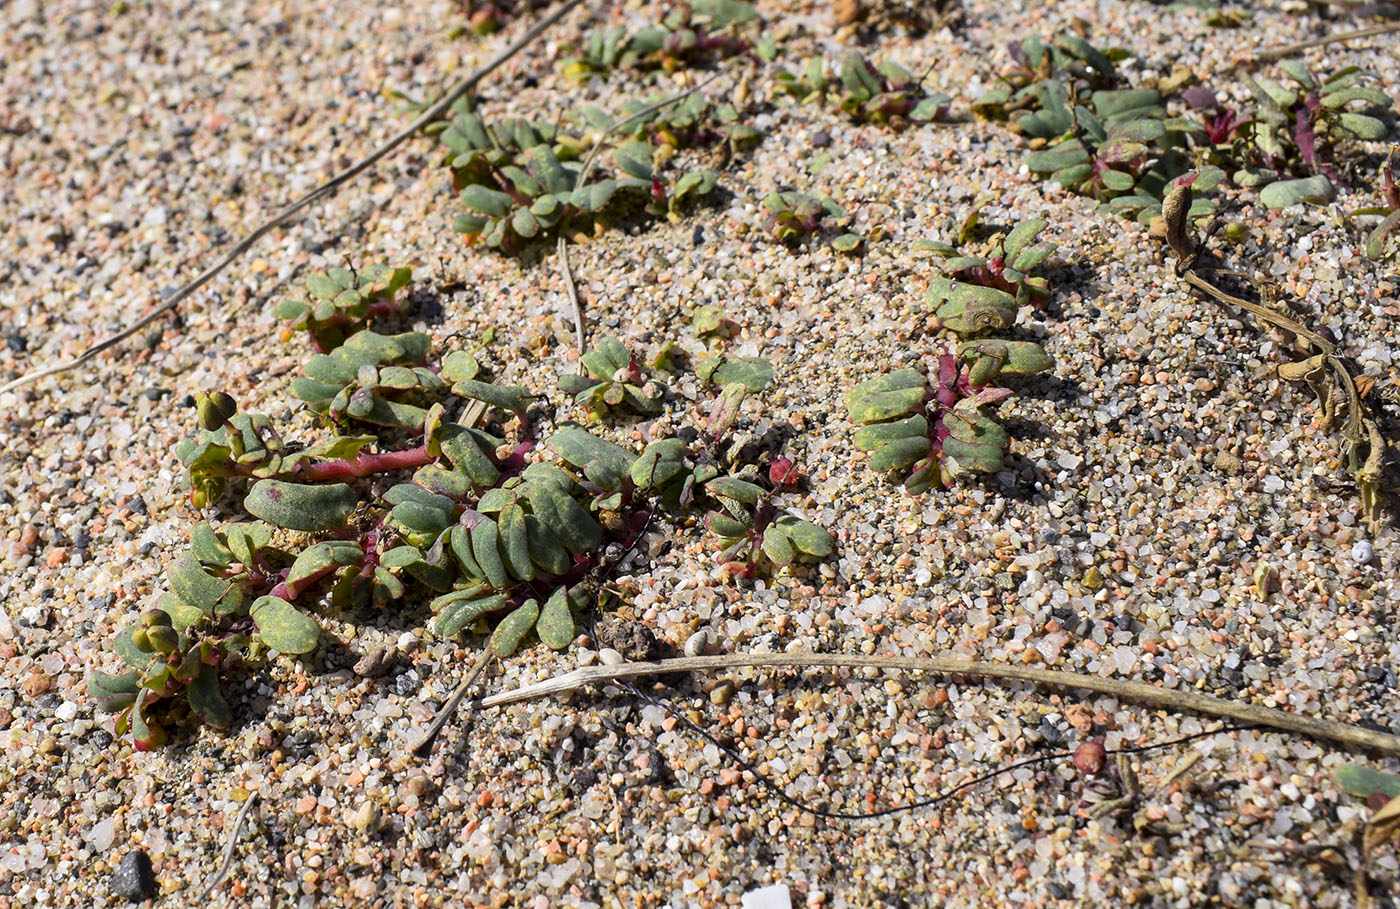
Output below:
[1236,61,1392,188]
[762,191,845,245]
[431,101,718,250]
[93,267,832,747]
[973,33,1224,223]
[775,53,952,125]
[846,347,1049,493]
[918,216,1057,327]
[559,336,668,419]
[273,265,412,353]
[971,33,1120,121]
[561,0,758,80]
[1358,148,1400,259]
[574,92,762,161]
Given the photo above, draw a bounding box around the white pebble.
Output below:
[1351,541,1374,564]
[598,648,624,666]
[684,628,712,657]
[54,701,78,722]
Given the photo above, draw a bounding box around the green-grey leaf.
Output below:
[169,551,242,617]
[250,596,321,654]
[188,662,231,728]
[536,586,575,650]
[433,591,504,638]
[491,599,540,658]
[244,480,356,532]
[548,423,637,476]
[706,357,774,391]
[1335,763,1400,800]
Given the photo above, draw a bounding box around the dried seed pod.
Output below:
[1161,182,1194,263]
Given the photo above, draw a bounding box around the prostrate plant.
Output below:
[562,0,759,80]
[847,215,1056,492]
[846,346,1049,493]
[774,52,952,125]
[918,215,1056,330]
[973,33,1221,224]
[559,335,669,419]
[431,102,717,250]
[573,92,761,163]
[1237,61,1392,190]
[549,368,834,578]
[762,191,845,246]
[273,265,412,353]
[91,269,836,748]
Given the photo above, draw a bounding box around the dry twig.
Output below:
[1158,182,1387,532]
[474,652,1400,754]
[1235,22,1400,69]
[195,790,259,902]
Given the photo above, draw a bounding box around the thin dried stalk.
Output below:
[1160,184,1387,532]
[474,652,1400,754]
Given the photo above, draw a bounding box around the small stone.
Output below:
[1213,451,1243,475]
[351,801,382,834]
[598,648,624,666]
[684,628,712,658]
[1080,567,1104,591]
[55,701,78,721]
[353,646,396,678]
[1351,541,1374,564]
[111,850,157,901]
[1073,741,1107,775]
[810,129,832,148]
[710,680,736,705]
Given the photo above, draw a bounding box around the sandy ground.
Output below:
[2,0,1400,906]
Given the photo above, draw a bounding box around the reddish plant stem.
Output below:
[290,444,434,481]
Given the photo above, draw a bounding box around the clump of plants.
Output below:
[762,191,846,245]
[273,264,412,353]
[1235,61,1392,188]
[90,268,834,747]
[573,92,762,161]
[430,101,718,250]
[561,0,758,80]
[918,215,1056,329]
[973,33,1220,224]
[971,33,1120,120]
[774,53,952,125]
[847,214,1057,492]
[846,345,1050,492]
[559,335,669,419]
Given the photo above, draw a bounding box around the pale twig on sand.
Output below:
[476,652,1400,754]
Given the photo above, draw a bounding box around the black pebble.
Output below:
[5,334,26,354]
[810,129,832,148]
[143,388,170,401]
[111,850,156,901]
[691,224,704,247]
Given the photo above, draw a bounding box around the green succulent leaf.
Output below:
[250,596,321,654]
[846,368,927,424]
[491,599,540,658]
[88,669,142,713]
[536,586,575,650]
[244,480,357,532]
[187,662,232,728]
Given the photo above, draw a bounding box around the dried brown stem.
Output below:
[1236,21,1400,68]
[473,653,1400,754]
